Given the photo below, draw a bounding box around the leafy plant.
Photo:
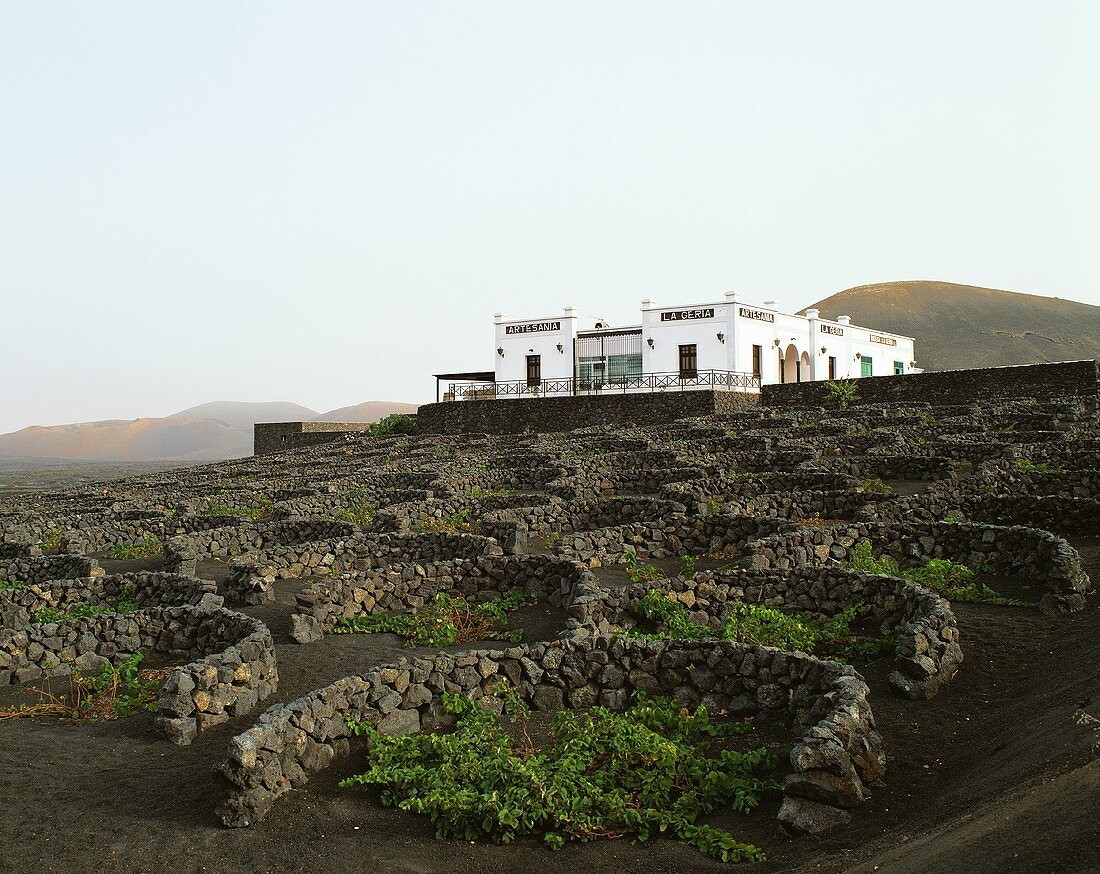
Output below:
[859,477,893,495]
[419,508,477,534]
[370,414,418,436]
[340,687,781,862]
[1015,459,1062,474]
[204,494,273,520]
[335,498,377,526]
[104,533,163,560]
[680,555,697,579]
[630,591,894,662]
[333,590,528,648]
[0,653,167,722]
[39,530,62,551]
[622,547,663,583]
[824,379,859,411]
[0,579,27,591]
[848,540,1027,606]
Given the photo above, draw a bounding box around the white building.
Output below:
[436,292,917,401]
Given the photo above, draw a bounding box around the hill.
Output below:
[312,401,419,423]
[169,401,319,433]
[804,281,1100,371]
[0,400,419,462]
[0,417,250,462]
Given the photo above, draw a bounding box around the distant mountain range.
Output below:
[0,400,418,462]
[805,281,1100,372]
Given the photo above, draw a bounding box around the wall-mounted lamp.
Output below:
[556,343,564,354]
[909,361,916,368]
[646,337,654,349]
[820,346,827,355]
[497,347,505,358]
[772,339,781,347]
[716,332,725,344]
[854,353,862,360]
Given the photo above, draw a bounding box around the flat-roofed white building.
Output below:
[436,292,917,401]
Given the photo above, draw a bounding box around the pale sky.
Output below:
[1,1,1097,434]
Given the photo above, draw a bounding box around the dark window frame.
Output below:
[678,344,698,379]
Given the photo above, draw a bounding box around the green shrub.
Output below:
[630,591,896,662]
[333,590,528,648]
[105,533,163,560]
[848,540,1026,606]
[824,379,859,410]
[370,414,418,436]
[1015,459,1062,474]
[335,498,376,526]
[859,477,893,495]
[622,547,663,583]
[340,687,780,862]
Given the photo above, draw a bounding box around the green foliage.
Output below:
[705,496,722,515]
[952,460,973,472]
[333,590,528,648]
[340,688,780,862]
[680,555,697,579]
[39,530,62,551]
[0,579,26,591]
[204,494,273,520]
[824,379,859,411]
[335,498,377,526]
[631,591,894,662]
[419,508,477,534]
[86,653,162,717]
[370,414,418,436]
[1015,459,1062,474]
[33,583,140,624]
[622,547,663,583]
[848,540,1027,606]
[859,477,893,495]
[104,533,163,560]
[855,426,873,438]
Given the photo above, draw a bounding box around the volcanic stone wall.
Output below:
[762,360,1100,409]
[417,390,760,435]
[216,635,883,828]
[254,421,375,456]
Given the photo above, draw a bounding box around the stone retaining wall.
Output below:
[216,634,882,829]
[418,390,760,436]
[0,554,101,585]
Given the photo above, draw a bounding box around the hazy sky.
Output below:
[2,2,1097,433]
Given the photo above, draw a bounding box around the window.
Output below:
[861,357,873,378]
[828,356,837,380]
[578,355,605,389]
[526,354,541,388]
[893,360,905,375]
[678,344,697,379]
[608,352,642,383]
[752,345,762,380]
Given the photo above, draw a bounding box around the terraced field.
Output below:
[2,395,1098,872]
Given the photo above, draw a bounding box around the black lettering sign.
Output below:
[820,324,844,336]
[738,306,775,323]
[870,334,897,346]
[505,321,562,335]
[660,308,715,322]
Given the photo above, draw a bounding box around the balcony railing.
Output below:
[444,369,761,401]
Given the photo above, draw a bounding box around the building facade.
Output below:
[439,292,917,401]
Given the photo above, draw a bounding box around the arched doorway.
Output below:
[800,351,810,382]
[782,345,800,384]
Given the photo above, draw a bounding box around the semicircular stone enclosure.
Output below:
[1,382,1097,860]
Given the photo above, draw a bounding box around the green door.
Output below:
[861,358,873,378]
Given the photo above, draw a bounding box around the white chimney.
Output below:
[724,291,741,303]
[641,298,655,310]
[762,299,777,309]
[494,312,505,324]
[805,308,820,320]
[837,315,851,326]
[563,306,578,317]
